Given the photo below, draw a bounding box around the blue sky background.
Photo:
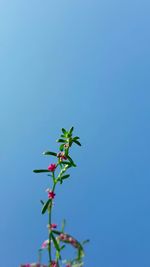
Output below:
[0,0,150,266]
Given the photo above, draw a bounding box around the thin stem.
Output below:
[47,146,71,266]
[48,172,57,265]
[48,207,52,264]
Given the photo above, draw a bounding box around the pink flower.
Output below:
[57,152,67,160]
[50,223,57,229]
[64,143,69,148]
[48,163,57,172]
[48,190,56,199]
[70,239,78,247]
[58,233,78,248]
[51,261,58,267]
[66,265,71,267]
[68,236,78,247]
[41,239,49,249]
[59,233,67,241]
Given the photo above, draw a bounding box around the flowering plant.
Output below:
[20,127,88,267]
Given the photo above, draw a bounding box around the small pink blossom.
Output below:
[70,239,78,247]
[64,143,69,148]
[48,190,56,199]
[51,261,58,267]
[41,239,49,249]
[50,223,57,229]
[58,233,78,248]
[57,152,67,160]
[48,163,57,172]
[59,233,67,240]
[68,236,78,247]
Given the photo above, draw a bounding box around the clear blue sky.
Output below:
[0,0,150,266]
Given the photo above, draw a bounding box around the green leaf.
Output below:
[82,239,90,245]
[43,151,57,156]
[59,144,64,151]
[40,200,44,205]
[64,148,69,157]
[57,139,66,143]
[73,140,81,146]
[42,199,51,214]
[51,233,60,252]
[60,245,66,250]
[73,136,80,140]
[69,126,74,134]
[67,156,77,167]
[61,219,66,232]
[60,161,71,166]
[62,128,67,134]
[59,174,70,184]
[52,230,61,235]
[61,174,70,180]
[33,169,50,173]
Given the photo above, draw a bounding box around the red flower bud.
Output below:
[50,223,57,229]
[48,163,57,172]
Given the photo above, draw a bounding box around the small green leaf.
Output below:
[43,151,57,156]
[51,233,60,252]
[52,230,61,235]
[61,219,66,232]
[42,199,51,214]
[57,139,66,143]
[73,140,81,146]
[64,148,69,157]
[60,244,66,250]
[40,200,44,205]
[60,161,71,166]
[59,174,70,184]
[69,126,74,134]
[62,128,67,134]
[33,169,50,173]
[73,136,80,140]
[67,156,77,167]
[61,174,70,180]
[82,239,90,245]
[59,144,64,151]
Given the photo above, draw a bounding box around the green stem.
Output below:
[47,148,70,266]
[48,207,52,264]
[48,172,57,265]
